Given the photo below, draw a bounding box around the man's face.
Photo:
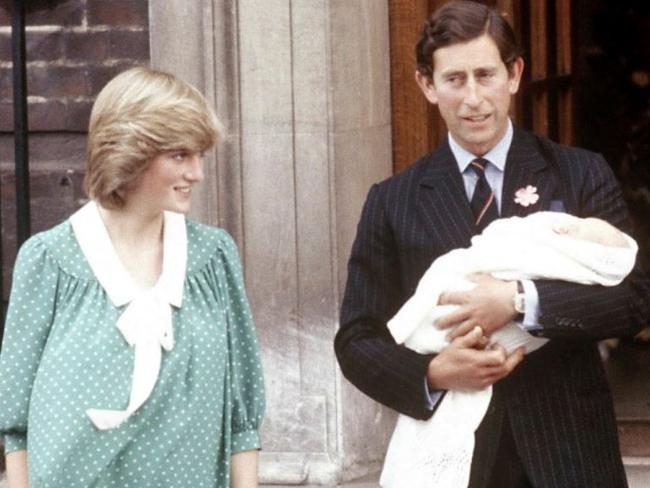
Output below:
[416,34,523,156]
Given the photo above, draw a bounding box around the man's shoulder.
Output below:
[374,151,439,194]
[518,128,604,165]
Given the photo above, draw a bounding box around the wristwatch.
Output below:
[513,280,526,320]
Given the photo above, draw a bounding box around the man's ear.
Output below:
[508,57,524,95]
[415,71,438,105]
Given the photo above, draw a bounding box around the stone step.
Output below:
[624,456,650,488]
[2,462,649,487]
[259,461,650,487]
[604,341,650,458]
[619,419,650,457]
[260,461,650,487]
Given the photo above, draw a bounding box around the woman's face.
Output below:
[126,149,205,215]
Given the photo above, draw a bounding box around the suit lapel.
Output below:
[502,128,557,218]
[416,129,559,250]
[417,139,475,250]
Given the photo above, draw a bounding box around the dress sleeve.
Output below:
[214,231,265,455]
[0,236,59,453]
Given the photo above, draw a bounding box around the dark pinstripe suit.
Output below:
[335,128,650,487]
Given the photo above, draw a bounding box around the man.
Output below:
[334,1,650,487]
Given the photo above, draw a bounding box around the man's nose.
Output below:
[463,78,482,106]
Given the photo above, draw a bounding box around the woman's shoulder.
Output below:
[19,219,72,258]
[17,218,93,279]
[185,219,241,272]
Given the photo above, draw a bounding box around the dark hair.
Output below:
[416,0,522,78]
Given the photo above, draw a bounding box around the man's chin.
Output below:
[456,133,498,155]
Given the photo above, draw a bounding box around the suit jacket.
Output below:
[335,128,650,487]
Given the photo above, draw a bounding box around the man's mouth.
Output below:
[462,114,490,123]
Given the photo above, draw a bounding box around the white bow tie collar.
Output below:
[70,201,187,430]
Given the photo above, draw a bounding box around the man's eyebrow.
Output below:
[475,66,498,73]
[440,69,466,78]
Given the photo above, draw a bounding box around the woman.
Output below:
[0,67,265,488]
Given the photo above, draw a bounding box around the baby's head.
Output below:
[553,217,630,248]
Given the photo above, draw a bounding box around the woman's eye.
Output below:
[172,152,187,162]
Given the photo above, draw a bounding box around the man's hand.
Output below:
[427,326,525,390]
[437,274,518,340]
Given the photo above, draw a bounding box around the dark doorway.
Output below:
[575,0,650,457]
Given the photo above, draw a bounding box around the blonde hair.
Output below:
[84,67,221,209]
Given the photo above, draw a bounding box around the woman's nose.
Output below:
[185,153,205,182]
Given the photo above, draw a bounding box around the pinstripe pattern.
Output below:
[335,128,650,486]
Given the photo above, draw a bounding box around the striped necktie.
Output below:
[469,158,499,233]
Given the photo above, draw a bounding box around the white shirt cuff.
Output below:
[519,279,542,330]
[424,378,444,411]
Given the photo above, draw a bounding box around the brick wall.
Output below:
[0,0,150,297]
[0,0,149,132]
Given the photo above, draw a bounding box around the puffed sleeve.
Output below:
[214,231,265,455]
[0,236,59,453]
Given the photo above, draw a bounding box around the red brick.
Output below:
[88,0,148,28]
[26,0,84,27]
[0,67,12,100]
[0,1,84,28]
[0,32,10,62]
[0,101,14,131]
[2,99,92,132]
[109,30,149,60]
[28,65,92,98]
[1,168,87,295]
[0,31,61,63]
[27,31,64,61]
[65,29,149,61]
[89,61,145,95]
[65,99,92,131]
[65,31,112,61]
[28,99,68,131]
[0,100,74,132]
[0,4,9,27]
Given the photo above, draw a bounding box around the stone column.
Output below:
[149,1,393,483]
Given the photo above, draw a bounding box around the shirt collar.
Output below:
[70,201,187,308]
[449,119,513,173]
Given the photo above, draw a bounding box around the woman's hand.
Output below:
[6,449,29,488]
[230,449,259,488]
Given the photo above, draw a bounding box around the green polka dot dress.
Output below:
[0,213,265,488]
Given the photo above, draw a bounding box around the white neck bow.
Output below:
[70,201,187,430]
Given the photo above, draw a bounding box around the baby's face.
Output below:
[552,217,629,248]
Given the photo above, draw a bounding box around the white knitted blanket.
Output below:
[380,212,637,488]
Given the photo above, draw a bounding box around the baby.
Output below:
[380,212,637,488]
[554,216,629,247]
